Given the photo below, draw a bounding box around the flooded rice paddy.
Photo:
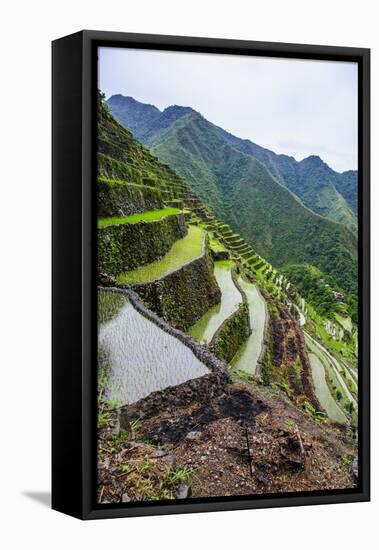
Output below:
[117,226,204,284]
[98,290,209,405]
[308,352,346,424]
[231,278,267,375]
[189,261,242,344]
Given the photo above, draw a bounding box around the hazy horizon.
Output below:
[99,47,358,173]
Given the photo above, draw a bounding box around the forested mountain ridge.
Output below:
[107,94,195,144]
[107,94,357,232]
[107,96,357,307]
[218,129,357,231]
[97,93,358,503]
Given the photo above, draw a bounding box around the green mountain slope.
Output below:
[107,96,358,300]
[107,95,357,232]
[98,94,189,196]
[217,129,357,232]
[107,95,195,144]
[106,94,161,141]
[150,112,357,295]
[282,264,357,323]
[334,170,358,215]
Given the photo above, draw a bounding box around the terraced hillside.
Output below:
[108,94,357,231]
[97,95,358,504]
[107,95,358,317]
[218,129,358,232]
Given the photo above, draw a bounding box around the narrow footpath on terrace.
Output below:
[231,277,267,376]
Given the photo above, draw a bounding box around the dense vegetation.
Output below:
[98,207,181,228]
[283,263,357,323]
[107,95,358,302]
[282,264,342,317]
[98,93,185,189]
[107,94,195,143]
[220,129,357,231]
[108,94,357,232]
[97,94,358,504]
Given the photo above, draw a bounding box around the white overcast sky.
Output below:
[99,47,358,173]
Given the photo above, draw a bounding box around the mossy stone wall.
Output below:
[98,152,142,183]
[98,178,163,217]
[132,255,221,331]
[210,302,250,363]
[98,213,187,275]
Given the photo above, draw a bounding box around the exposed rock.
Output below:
[279,434,306,469]
[162,454,176,466]
[98,458,110,470]
[211,249,230,261]
[151,449,166,458]
[185,431,202,441]
[98,272,117,286]
[175,482,190,499]
[352,457,358,479]
[111,408,121,436]
[121,493,131,503]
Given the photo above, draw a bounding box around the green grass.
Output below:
[98,207,181,228]
[306,303,357,363]
[117,225,204,284]
[209,237,227,253]
[335,313,353,333]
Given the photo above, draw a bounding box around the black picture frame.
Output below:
[52,30,370,520]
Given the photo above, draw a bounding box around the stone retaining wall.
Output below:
[98,178,163,217]
[98,286,229,423]
[130,238,221,331]
[98,212,187,275]
[255,284,269,377]
[210,271,251,363]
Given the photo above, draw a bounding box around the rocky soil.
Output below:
[97,379,357,504]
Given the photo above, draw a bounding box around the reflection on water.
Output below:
[98,290,209,405]
[189,261,242,343]
[231,279,266,375]
[308,352,346,424]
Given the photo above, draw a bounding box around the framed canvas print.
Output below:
[52,30,370,519]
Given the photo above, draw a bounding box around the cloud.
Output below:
[99,47,357,172]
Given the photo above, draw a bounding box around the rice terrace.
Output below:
[96,48,359,505]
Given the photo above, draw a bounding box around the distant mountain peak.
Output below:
[107,94,160,111]
[342,169,358,176]
[106,94,357,227]
[301,155,324,165]
[163,105,195,116]
[108,94,136,103]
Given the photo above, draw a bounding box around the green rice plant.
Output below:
[98,207,181,228]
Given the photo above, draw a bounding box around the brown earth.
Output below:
[97,379,356,504]
[265,295,321,411]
